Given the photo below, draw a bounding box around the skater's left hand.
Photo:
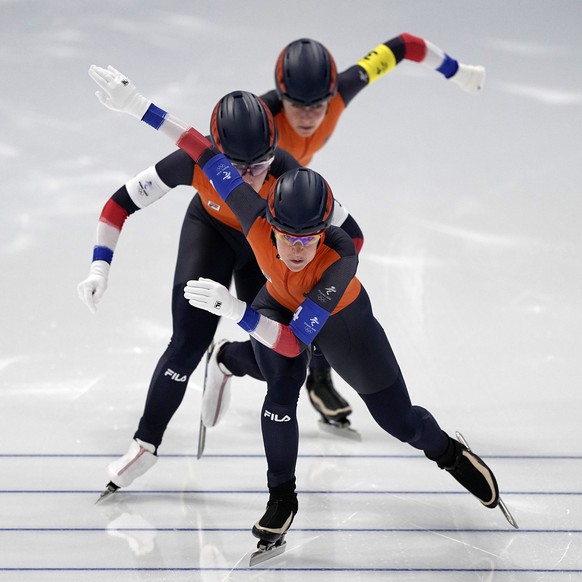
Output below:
[184,278,247,322]
[88,65,151,118]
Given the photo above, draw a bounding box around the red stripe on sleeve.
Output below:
[100,199,129,230]
[399,33,427,63]
[176,128,212,163]
[272,326,302,358]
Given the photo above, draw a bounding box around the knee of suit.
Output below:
[266,377,302,406]
[159,339,208,374]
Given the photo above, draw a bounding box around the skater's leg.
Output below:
[106,197,237,491]
[317,288,499,507]
[219,340,264,380]
[134,199,237,447]
[358,374,448,457]
[134,286,221,446]
[252,336,308,487]
[249,327,305,544]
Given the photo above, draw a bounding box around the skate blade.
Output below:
[196,345,213,460]
[95,482,119,505]
[498,498,519,529]
[318,419,362,441]
[249,538,286,566]
[455,431,519,529]
[197,418,207,460]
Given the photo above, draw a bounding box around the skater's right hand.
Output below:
[88,65,151,119]
[77,260,110,313]
[184,277,247,322]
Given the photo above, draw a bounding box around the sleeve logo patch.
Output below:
[137,180,154,197]
[215,162,232,181]
[317,285,337,303]
[302,316,320,336]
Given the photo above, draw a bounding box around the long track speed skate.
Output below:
[455,431,518,529]
[307,368,361,441]
[95,439,157,504]
[250,480,297,566]
[197,341,232,459]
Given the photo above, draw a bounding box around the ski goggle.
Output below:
[230,156,274,177]
[286,99,329,111]
[273,228,322,247]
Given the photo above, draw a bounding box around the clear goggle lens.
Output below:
[230,156,274,177]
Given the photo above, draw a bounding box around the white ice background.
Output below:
[1,1,581,580]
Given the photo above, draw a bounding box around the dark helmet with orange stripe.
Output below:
[275,39,338,105]
[210,91,277,163]
[267,168,334,235]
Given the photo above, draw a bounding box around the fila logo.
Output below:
[164,368,187,382]
[264,410,291,422]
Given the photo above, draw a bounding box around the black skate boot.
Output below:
[435,435,499,508]
[252,479,298,543]
[306,368,352,423]
[306,368,360,440]
[250,479,297,565]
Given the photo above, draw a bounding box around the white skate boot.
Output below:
[96,439,157,503]
[201,340,233,428]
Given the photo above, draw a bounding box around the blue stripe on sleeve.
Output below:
[289,297,331,345]
[237,305,261,333]
[142,103,167,129]
[437,54,459,79]
[202,153,245,201]
[92,246,114,264]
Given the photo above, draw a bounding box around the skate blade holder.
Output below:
[318,418,362,441]
[455,431,519,529]
[249,536,287,566]
[95,482,119,505]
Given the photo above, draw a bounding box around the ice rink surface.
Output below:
[1,0,582,580]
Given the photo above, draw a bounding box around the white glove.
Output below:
[184,278,246,322]
[451,63,486,93]
[88,65,151,119]
[77,260,110,314]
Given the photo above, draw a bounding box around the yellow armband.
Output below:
[357,43,397,84]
